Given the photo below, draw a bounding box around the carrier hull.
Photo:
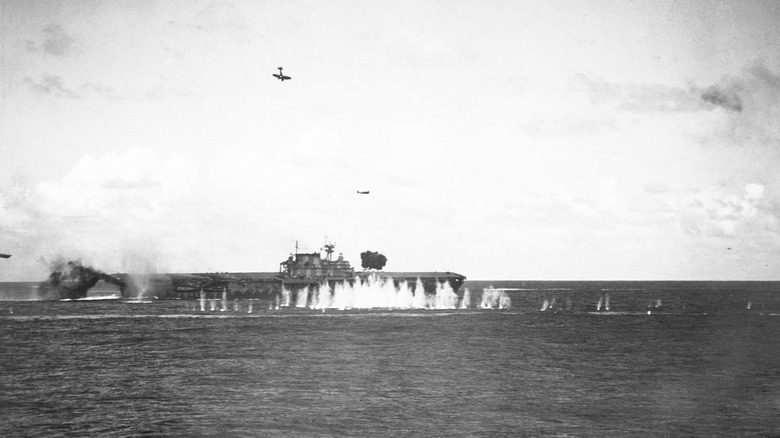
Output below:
[117,271,466,301]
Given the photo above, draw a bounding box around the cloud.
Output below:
[699,63,780,115]
[0,149,201,276]
[642,182,673,194]
[24,76,117,99]
[0,191,31,237]
[745,183,765,200]
[577,75,704,113]
[0,118,474,277]
[679,184,776,238]
[24,75,78,98]
[0,142,405,278]
[79,82,118,97]
[697,62,780,156]
[25,23,76,56]
[701,84,743,112]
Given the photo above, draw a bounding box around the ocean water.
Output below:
[1,281,780,437]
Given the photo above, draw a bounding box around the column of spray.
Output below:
[460,287,471,309]
[295,287,308,308]
[435,281,458,309]
[412,278,428,308]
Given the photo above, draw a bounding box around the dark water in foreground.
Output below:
[1,282,780,437]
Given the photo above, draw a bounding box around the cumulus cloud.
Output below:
[745,183,765,200]
[25,23,76,56]
[0,148,198,278]
[679,184,775,238]
[0,138,454,279]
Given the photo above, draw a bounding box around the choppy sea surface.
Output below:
[2,280,780,437]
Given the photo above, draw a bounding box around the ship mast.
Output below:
[322,238,335,262]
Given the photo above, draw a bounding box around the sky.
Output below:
[2,0,780,281]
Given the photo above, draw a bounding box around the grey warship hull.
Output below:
[117,271,466,302]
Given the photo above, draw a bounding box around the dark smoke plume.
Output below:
[43,260,125,300]
[701,85,743,112]
[360,251,388,270]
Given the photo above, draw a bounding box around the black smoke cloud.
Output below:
[701,85,743,112]
[360,251,388,270]
[42,260,125,300]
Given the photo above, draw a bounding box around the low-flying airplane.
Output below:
[357,190,370,195]
[273,67,292,81]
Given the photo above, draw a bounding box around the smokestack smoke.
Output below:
[42,259,125,300]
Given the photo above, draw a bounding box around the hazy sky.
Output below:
[2,0,780,280]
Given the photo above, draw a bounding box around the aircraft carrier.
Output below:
[114,244,466,304]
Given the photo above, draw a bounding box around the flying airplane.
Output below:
[357,190,370,195]
[0,253,11,258]
[273,67,292,81]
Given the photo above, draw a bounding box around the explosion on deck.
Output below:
[42,260,125,300]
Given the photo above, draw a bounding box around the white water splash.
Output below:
[288,274,461,310]
[434,281,458,309]
[460,288,471,309]
[280,287,292,307]
[295,287,308,308]
[480,287,512,309]
[128,274,150,299]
